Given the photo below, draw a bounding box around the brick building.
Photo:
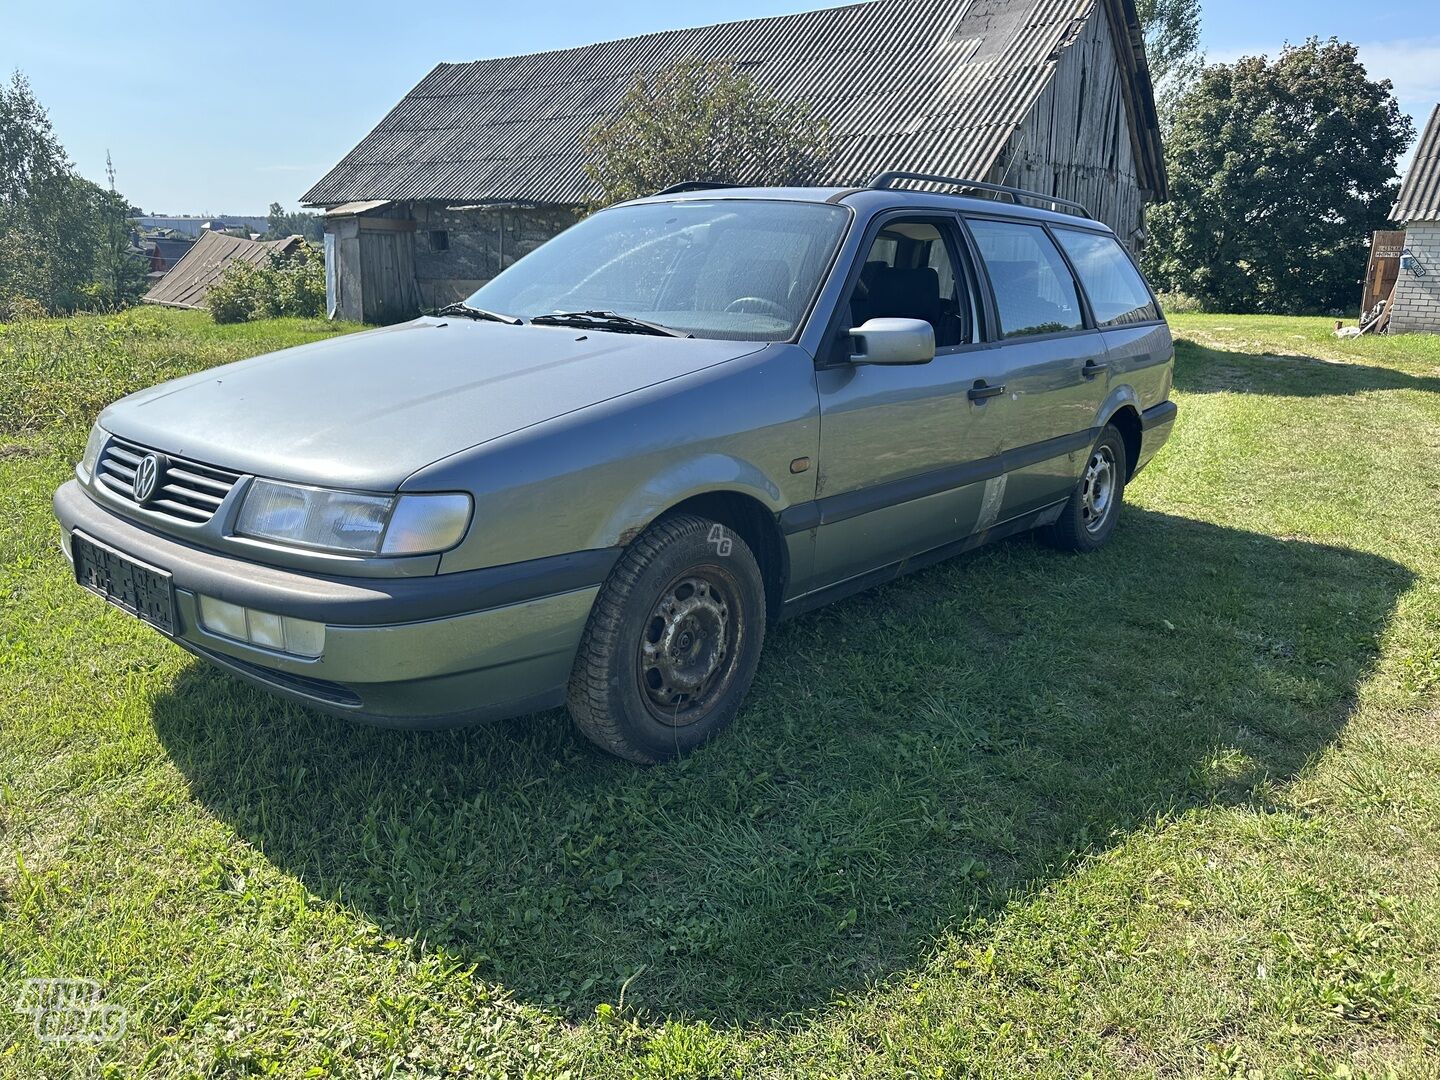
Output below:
[1388,105,1440,335]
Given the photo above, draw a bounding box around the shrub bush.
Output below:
[1154,291,1206,314]
[207,243,326,324]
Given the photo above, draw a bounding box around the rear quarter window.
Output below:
[1054,229,1160,327]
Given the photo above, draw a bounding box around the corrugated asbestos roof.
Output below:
[1393,105,1440,223]
[142,231,302,309]
[303,0,1164,208]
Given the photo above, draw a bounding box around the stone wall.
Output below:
[1389,220,1440,335]
[410,204,584,309]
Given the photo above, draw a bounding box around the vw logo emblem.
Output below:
[132,453,163,505]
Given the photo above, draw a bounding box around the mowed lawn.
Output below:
[3,307,1440,1077]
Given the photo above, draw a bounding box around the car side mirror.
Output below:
[848,318,936,366]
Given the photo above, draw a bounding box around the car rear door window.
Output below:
[966,219,1085,338]
[1054,229,1160,327]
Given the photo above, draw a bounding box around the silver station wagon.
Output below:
[55,172,1177,762]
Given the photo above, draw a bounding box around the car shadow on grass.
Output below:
[1173,338,1440,396]
[151,508,1412,1026]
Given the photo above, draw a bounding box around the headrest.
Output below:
[867,266,941,307]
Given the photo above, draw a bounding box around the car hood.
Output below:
[101,318,762,490]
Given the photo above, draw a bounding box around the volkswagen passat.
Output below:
[55,173,1177,762]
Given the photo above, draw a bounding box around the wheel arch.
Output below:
[655,491,789,624]
[590,455,791,624]
[1097,384,1144,481]
[1105,404,1143,481]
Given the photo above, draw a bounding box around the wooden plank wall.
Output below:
[989,5,1148,249]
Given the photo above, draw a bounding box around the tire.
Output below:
[566,514,767,763]
[1041,424,1128,553]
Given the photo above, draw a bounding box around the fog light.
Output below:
[199,596,248,640]
[197,594,325,658]
[280,617,325,658]
[246,610,286,650]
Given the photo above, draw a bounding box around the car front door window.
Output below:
[846,220,973,349]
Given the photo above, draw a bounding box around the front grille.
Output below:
[97,436,242,525]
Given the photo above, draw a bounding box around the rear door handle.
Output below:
[968,381,1006,402]
[1082,359,1110,379]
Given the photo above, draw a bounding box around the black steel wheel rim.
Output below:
[635,565,745,726]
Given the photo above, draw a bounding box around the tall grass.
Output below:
[0,306,356,453]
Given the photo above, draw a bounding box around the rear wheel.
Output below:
[1042,425,1127,553]
[566,514,767,763]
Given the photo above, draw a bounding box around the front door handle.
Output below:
[968,381,1006,402]
[1082,359,1110,379]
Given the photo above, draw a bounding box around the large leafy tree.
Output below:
[1143,39,1413,315]
[1136,0,1203,122]
[585,59,831,207]
[0,71,145,317]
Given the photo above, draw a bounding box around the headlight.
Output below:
[79,422,108,481]
[236,479,472,556]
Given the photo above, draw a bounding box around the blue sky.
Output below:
[6,0,1438,214]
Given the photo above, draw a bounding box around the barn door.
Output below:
[360,228,420,324]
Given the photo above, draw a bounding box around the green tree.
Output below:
[0,71,146,317]
[0,70,68,205]
[585,59,831,207]
[1136,0,1203,113]
[264,201,324,242]
[1143,38,1413,315]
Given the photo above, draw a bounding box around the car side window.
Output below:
[847,220,974,348]
[966,219,1086,338]
[1054,229,1160,326]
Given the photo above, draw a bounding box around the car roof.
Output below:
[623,184,1115,235]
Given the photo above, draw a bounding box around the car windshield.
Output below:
[466,199,851,342]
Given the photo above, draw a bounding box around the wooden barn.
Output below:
[303,0,1166,324]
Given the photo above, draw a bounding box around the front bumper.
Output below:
[54,480,612,727]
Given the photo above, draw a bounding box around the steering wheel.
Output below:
[724,296,789,319]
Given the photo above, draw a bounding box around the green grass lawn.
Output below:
[3,308,1440,1077]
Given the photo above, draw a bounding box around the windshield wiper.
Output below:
[435,302,523,325]
[529,309,692,338]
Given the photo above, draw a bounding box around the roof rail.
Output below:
[868,171,1092,219]
[652,181,745,196]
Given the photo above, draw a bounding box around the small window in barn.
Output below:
[967,218,1084,338]
[1054,229,1160,327]
[430,230,450,252]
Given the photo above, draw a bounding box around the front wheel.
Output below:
[1041,425,1128,553]
[566,514,767,763]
